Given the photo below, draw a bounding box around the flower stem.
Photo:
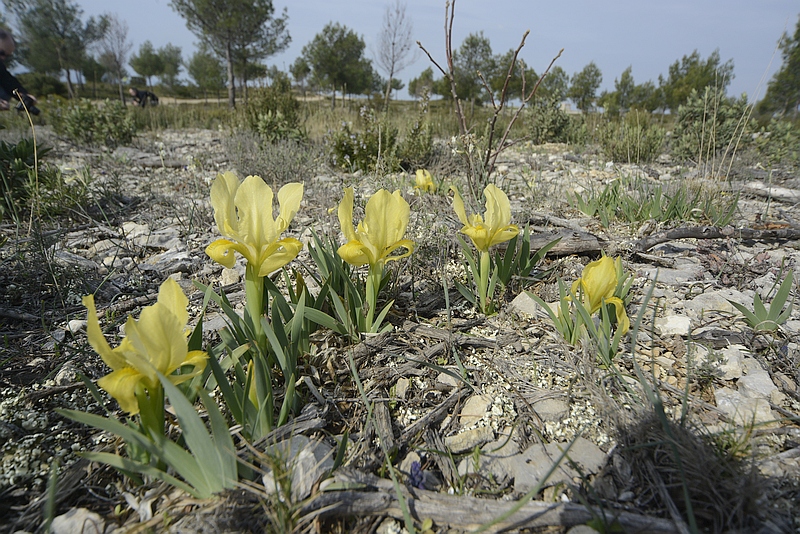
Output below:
[478,251,491,314]
[244,264,266,349]
[366,264,383,332]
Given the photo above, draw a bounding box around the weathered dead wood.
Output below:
[742,182,800,203]
[402,321,518,350]
[399,387,469,443]
[302,469,680,533]
[529,228,602,256]
[0,308,39,322]
[251,403,328,449]
[424,428,460,488]
[371,395,396,452]
[632,225,800,252]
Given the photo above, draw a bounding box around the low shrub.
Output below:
[529,96,587,145]
[223,131,321,189]
[397,94,433,169]
[240,74,304,142]
[597,111,665,164]
[671,87,755,164]
[326,106,399,173]
[753,118,800,168]
[50,99,136,148]
[0,125,83,221]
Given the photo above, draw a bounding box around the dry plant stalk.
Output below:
[416,0,563,196]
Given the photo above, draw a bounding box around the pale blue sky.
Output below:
[11,1,800,101]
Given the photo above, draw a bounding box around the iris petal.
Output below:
[83,278,208,415]
[337,188,414,269]
[452,185,518,253]
[206,173,304,276]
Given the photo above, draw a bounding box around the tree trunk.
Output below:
[383,63,395,112]
[242,66,249,105]
[55,47,75,99]
[65,69,75,99]
[117,68,125,103]
[225,43,236,108]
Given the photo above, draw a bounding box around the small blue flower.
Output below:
[410,460,425,489]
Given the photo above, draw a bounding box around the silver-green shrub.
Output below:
[671,87,755,164]
[597,111,665,164]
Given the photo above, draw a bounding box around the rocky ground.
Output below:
[1,127,799,533]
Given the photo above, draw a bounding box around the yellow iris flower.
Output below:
[414,169,435,193]
[337,187,415,269]
[571,256,630,335]
[83,278,207,415]
[452,184,519,253]
[206,172,304,277]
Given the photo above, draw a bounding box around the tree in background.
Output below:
[290,56,311,96]
[538,65,569,102]
[453,32,496,105]
[188,43,225,102]
[658,49,733,112]
[759,15,800,116]
[158,44,183,90]
[80,55,107,98]
[230,7,289,104]
[375,0,416,109]
[97,14,131,102]
[129,41,163,90]
[170,0,290,108]
[301,22,374,108]
[488,49,528,104]
[4,0,108,98]
[598,66,660,115]
[408,66,433,99]
[567,61,602,113]
[390,77,404,98]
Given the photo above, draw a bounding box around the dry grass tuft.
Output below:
[617,412,769,532]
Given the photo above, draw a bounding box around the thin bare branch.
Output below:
[488,48,563,173]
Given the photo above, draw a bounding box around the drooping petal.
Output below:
[605,297,630,335]
[168,350,209,385]
[462,224,491,253]
[382,239,415,263]
[206,238,245,269]
[83,294,127,371]
[257,237,304,277]
[337,240,370,267]
[98,367,144,415]
[489,225,520,248]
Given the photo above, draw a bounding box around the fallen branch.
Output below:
[742,182,800,204]
[632,225,800,252]
[302,468,680,533]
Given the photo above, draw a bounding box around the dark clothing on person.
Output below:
[131,88,158,107]
[0,58,29,103]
